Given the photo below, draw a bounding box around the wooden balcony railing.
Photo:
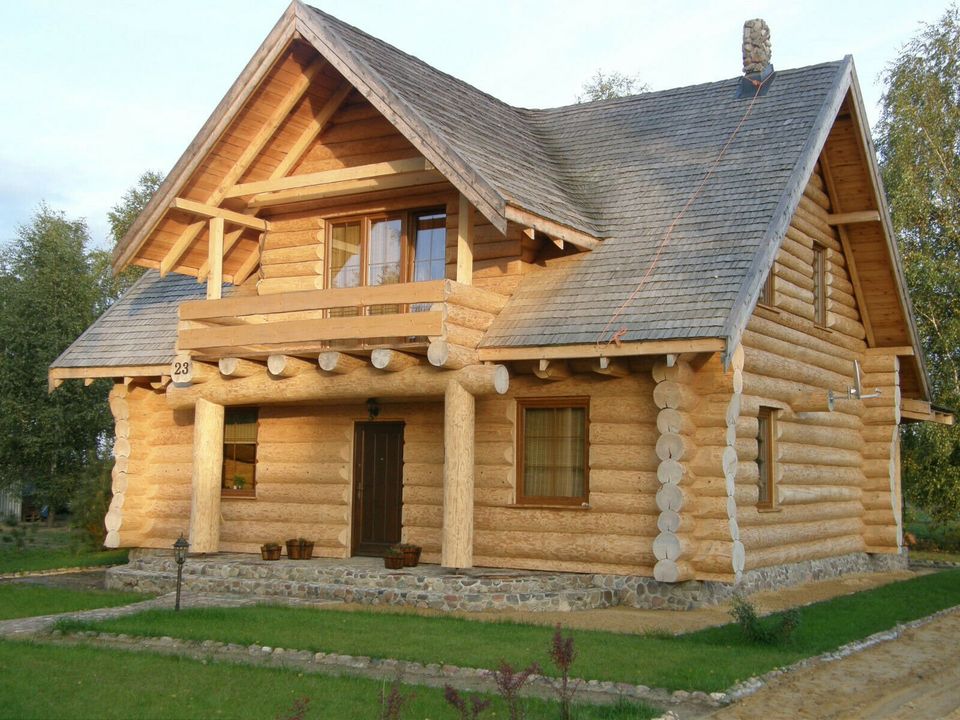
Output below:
[176,280,506,364]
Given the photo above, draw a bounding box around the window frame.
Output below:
[812,243,826,326]
[516,397,590,507]
[323,207,447,307]
[221,406,259,499]
[756,406,777,510]
[757,267,776,308]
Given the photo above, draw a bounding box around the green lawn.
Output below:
[910,549,960,563]
[60,569,960,693]
[0,585,144,621]
[0,524,127,574]
[0,641,658,720]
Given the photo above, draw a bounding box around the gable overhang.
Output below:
[721,56,932,401]
[112,1,517,277]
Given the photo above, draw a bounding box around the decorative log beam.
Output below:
[189,398,224,554]
[318,351,365,374]
[427,339,478,370]
[170,354,218,385]
[268,80,353,180]
[166,363,509,410]
[218,357,263,378]
[267,354,316,378]
[371,348,420,372]
[534,359,571,381]
[825,210,881,225]
[149,376,171,391]
[592,356,629,378]
[442,379,474,569]
[226,157,433,198]
[172,198,269,232]
[504,205,602,251]
[456,193,474,285]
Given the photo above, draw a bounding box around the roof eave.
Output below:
[111,3,301,274]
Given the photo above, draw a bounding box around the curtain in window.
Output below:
[523,406,586,498]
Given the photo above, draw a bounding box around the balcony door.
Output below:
[352,421,405,556]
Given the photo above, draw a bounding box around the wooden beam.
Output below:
[865,346,915,356]
[246,170,445,208]
[160,221,205,277]
[442,379,474,569]
[172,198,268,231]
[456,193,474,285]
[371,349,420,372]
[189,398,224,553]
[268,80,353,180]
[158,55,324,276]
[267,354,316,378]
[318,351,365,374]
[207,217,224,300]
[477,338,725,362]
[218,357,263,378]
[592,356,630,377]
[226,157,432,198]
[533,359,571,381]
[825,210,881,225]
[819,153,877,347]
[48,364,169,392]
[504,205,602,251]
[198,228,244,282]
[229,246,261,286]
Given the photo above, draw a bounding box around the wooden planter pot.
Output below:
[400,545,421,567]
[384,554,405,570]
[260,545,281,561]
[285,539,314,560]
[286,539,302,560]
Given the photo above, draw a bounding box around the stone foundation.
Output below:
[107,550,908,612]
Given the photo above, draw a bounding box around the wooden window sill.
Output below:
[756,506,782,513]
[507,503,592,511]
[756,302,780,314]
[221,492,256,500]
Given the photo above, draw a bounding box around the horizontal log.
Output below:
[473,530,654,567]
[653,559,695,583]
[738,500,863,527]
[777,463,863,486]
[220,501,348,525]
[827,311,866,340]
[473,507,654,536]
[739,517,863,551]
[777,422,863,452]
[166,364,509,409]
[743,534,863,571]
[255,462,349,484]
[778,484,861,504]
[427,339,477,369]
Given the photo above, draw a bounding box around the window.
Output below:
[222,407,258,497]
[813,244,826,326]
[325,210,446,316]
[756,407,777,509]
[517,398,589,505]
[758,268,775,306]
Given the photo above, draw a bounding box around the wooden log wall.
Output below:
[445,201,526,297]
[735,163,896,573]
[104,384,131,548]
[257,212,325,295]
[465,370,660,576]
[860,353,902,552]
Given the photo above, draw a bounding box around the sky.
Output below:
[0,0,952,250]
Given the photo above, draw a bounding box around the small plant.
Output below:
[730,595,801,645]
[1,516,38,552]
[548,625,580,720]
[444,685,492,719]
[232,475,246,490]
[385,547,403,558]
[275,696,310,720]
[262,542,281,550]
[491,660,540,720]
[378,674,414,720]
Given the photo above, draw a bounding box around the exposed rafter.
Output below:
[172,199,269,231]
[505,205,602,251]
[198,228,244,282]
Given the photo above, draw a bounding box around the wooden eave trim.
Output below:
[477,338,724,362]
[720,57,854,369]
[294,7,509,234]
[845,64,932,400]
[504,205,602,251]
[49,365,169,392]
[825,210,881,225]
[111,6,299,273]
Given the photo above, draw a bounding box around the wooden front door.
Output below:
[352,421,404,556]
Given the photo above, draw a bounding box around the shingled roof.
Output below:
[51,272,212,369]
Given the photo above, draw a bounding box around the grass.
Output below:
[61,569,960,693]
[0,585,145,621]
[0,523,127,574]
[0,641,659,719]
[910,549,960,563]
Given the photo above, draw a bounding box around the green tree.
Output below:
[92,170,163,309]
[577,70,648,102]
[876,6,960,522]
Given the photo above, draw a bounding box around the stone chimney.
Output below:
[742,19,771,75]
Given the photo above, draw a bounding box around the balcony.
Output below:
[176,279,506,366]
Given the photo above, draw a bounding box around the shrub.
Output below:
[491,660,540,720]
[444,685,492,719]
[730,596,801,645]
[548,625,580,720]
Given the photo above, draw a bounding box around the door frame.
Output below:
[351,420,405,556]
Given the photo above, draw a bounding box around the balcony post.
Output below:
[188,397,224,553]
[456,193,474,285]
[207,217,224,300]
[442,379,475,568]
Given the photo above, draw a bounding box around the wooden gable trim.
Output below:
[477,338,724,362]
[112,5,299,273]
[294,4,509,235]
[49,365,169,393]
[720,58,854,370]
[504,206,602,251]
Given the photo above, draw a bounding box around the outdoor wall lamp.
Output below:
[367,398,381,420]
[173,533,189,611]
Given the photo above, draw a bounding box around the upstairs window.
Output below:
[517,398,589,506]
[813,244,826,326]
[756,406,777,509]
[223,407,258,498]
[758,268,775,307]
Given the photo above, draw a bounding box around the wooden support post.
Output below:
[188,398,224,554]
[442,380,474,569]
[207,217,224,300]
[318,351,365,374]
[456,193,474,285]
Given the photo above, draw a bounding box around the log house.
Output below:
[51,7,952,594]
